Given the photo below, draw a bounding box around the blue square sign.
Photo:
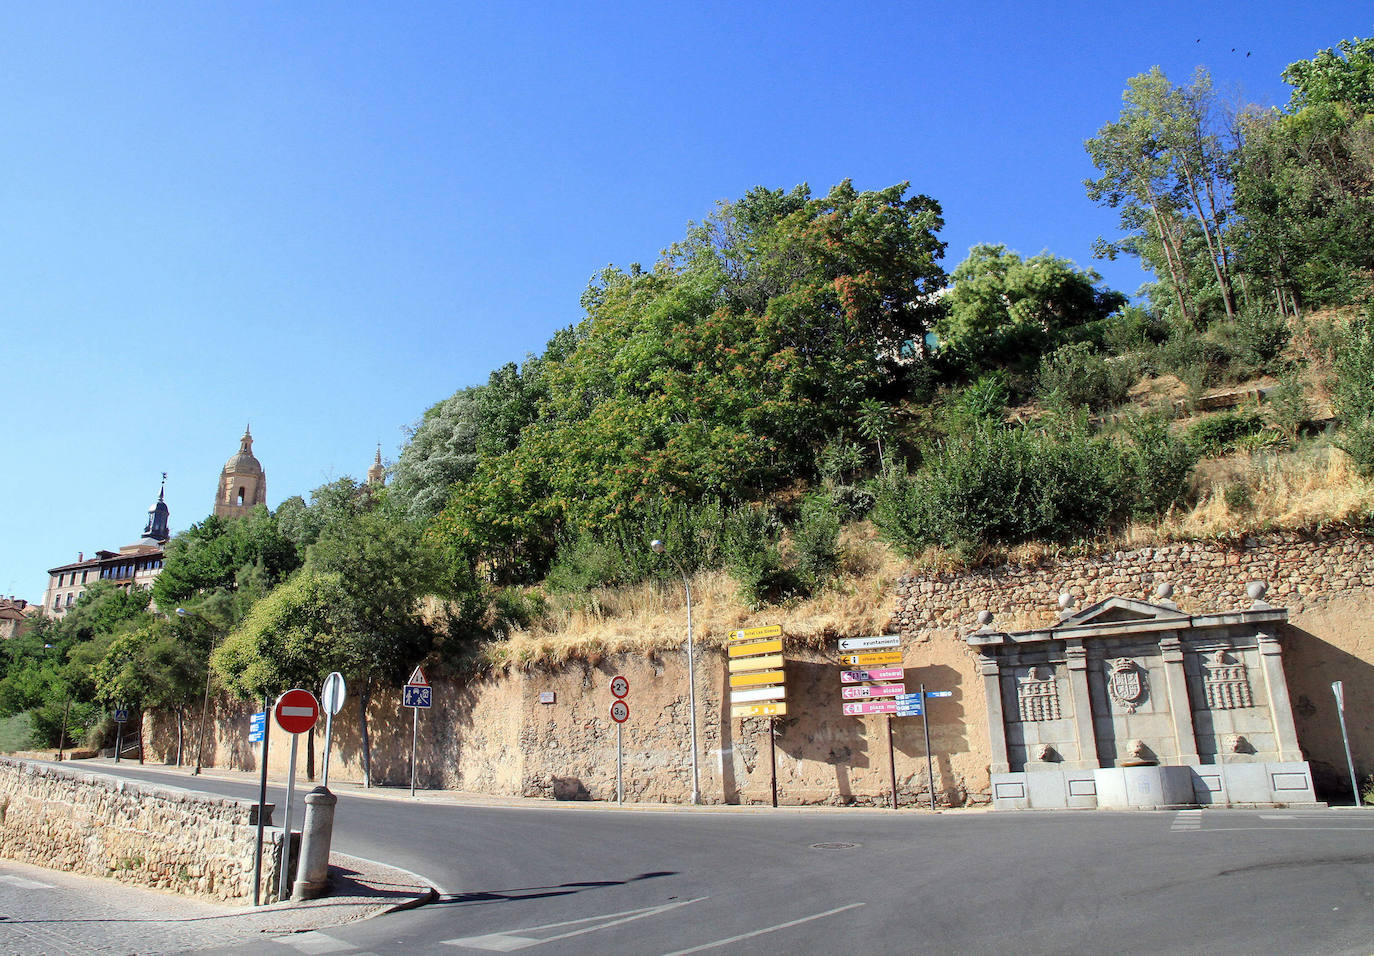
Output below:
[403,685,432,708]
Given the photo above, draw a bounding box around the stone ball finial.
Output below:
[1058,593,1075,611]
[976,610,994,627]
[1247,581,1268,601]
[1155,582,1174,600]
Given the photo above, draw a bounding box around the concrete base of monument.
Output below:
[991,760,1319,810]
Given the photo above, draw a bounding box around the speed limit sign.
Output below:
[610,675,629,698]
[610,699,630,723]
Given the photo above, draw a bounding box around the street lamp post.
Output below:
[180,608,216,776]
[650,539,700,805]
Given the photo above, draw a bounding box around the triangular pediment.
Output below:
[1053,596,1187,629]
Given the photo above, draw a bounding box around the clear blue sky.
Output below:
[1,2,1365,603]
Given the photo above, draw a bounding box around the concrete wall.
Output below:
[147,530,1372,806]
[0,757,284,902]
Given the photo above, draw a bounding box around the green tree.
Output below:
[937,244,1126,373]
[1333,311,1374,476]
[153,508,299,608]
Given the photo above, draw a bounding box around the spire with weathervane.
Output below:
[367,444,386,487]
[142,472,171,543]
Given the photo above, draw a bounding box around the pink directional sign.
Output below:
[842,683,906,700]
[843,700,898,716]
[840,668,905,684]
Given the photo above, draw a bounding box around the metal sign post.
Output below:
[921,684,935,811]
[273,689,320,902]
[1332,681,1362,807]
[769,718,779,808]
[320,672,346,788]
[886,715,898,810]
[403,668,432,798]
[113,706,127,763]
[251,697,270,906]
[611,677,629,805]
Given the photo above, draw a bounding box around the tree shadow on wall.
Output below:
[773,660,873,804]
[891,664,971,806]
[1281,622,1373,803]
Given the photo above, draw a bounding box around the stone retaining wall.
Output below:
[0,758,284,902]
[146,531,1373,807]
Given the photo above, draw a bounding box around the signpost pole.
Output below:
[616,721,623,806]
[322,710,335,789]
[921,683,936,811]
[114,718,123,764]
[278,734,299,901]
[410,705,419,798]
[58,699,71,762]
[769,719,778,808]
[886,715,898,810]
[1333,681,1362,807]
[252,695,270,906]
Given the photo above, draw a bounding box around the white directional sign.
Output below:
[837,635,901,651]
[321,672,347,715]
[729,685,786,704]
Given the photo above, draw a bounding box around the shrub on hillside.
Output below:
[1333,311,1374,478]
[792,494,842,592]
[871,417,1127,555]
[1036,342,1135,411]
[723,506,794,607]
[1120,414,1198,518]
[1185,412,1265,457]
[1231,307,1291,374]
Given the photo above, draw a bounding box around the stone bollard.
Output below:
[291,786,337,901]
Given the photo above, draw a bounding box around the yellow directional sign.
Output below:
[840,651,903,667]
[730,625,783,641]
[729,670,785,688]
[729,653,783,673]
[729,638,783,658]
[731,702,787,719]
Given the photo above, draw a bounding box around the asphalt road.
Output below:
[81,764,1374,955]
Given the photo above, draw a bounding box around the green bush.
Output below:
[1266,372,1313,442]
[1121,415,1198,518]
[723,506,793,607]
[792,495,842,591]
[1223,483,1253,514]
[871,417,1127,554]
[1185,412,1265,457]
[1037,342,1135,411]
[826,484,876,522]
[1232,308,1291,374]
[1333,312,1374,478]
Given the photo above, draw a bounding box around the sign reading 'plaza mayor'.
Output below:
[839,635,903,716]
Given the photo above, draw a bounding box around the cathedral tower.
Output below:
[214,426,267,518]
[367,444,386,486]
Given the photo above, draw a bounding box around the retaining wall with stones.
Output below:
[0,757,284,902]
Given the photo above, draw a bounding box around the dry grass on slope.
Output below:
[469,449,1372,671]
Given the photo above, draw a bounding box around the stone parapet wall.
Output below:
[894,531,1374,634]
[0,758,282,902]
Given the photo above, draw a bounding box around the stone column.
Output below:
[980,654,1010,774]
[1256,629,1302,762]
[1159,635,1200,765]
[1063,640,1099,769]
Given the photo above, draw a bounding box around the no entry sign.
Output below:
[273,688,319,735]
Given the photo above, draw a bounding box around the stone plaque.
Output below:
[1017,666,1061,722]
[1202,650,1252,710]
[1107,658,1146,713]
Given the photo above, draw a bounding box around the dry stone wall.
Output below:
[150,531,1372,806]
[0,757,284,902]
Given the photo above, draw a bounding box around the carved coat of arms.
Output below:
[1107,658,1146,713]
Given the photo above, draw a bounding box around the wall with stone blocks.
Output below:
[0,758,284,903]
[146,531,1373,806]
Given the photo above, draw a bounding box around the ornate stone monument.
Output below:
[967,583,1318,809]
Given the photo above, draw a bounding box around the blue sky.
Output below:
[0,2,1365,602]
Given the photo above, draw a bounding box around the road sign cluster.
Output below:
[404,666,432,709]
[610,675,629,723]
[728,625,786,718]
[837,635,904,715]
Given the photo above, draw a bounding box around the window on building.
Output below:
[81,570,89,584]
[53,596,60,610]
[65,593,73,607]
[237,486,245,506]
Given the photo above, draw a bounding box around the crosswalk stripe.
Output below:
[1170,810,1202,831]
[273,930,355,953]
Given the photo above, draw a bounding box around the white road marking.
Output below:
[444,897,707,950]
[0,873,54,889]
[1171,810,1202,831]
[660,902,867,955]
[274,931,354,953]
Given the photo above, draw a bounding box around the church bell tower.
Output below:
[214,426,268,518]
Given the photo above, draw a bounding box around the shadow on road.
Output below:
[432,870,677,908]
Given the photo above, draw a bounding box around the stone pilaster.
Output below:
[980,654,1010,774]
[1063,640,1099,769]
[1256,629,1302,761]
[1159,635,1200,764]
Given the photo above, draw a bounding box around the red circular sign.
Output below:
[610,699,630,723]
[610,675,629,699]
[274,688,320,735]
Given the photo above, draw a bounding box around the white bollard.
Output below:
[291,786,338,900]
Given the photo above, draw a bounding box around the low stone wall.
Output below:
[0,758,283,903]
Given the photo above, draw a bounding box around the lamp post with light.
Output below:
[179,608,218,776]
[650,539,700,805]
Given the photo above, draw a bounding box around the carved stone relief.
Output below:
[1202,649,1253,710]
[1017,666,1061,722]
[1106,658,1147,713]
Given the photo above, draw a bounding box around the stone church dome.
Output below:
[223,427,264,476]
